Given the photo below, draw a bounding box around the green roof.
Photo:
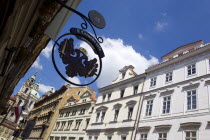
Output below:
[30,89,40,99]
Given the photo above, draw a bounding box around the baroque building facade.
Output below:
[86,65,145,140]
[136,40,210,140]
[86,40,210,140]
[49,86,97,140]
[8,73,41,123]
[27,85,95,140]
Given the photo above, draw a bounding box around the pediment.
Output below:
[126,100,137,105]
[96,106,108,111]
[113,103,122,109]
[80,91,91,98]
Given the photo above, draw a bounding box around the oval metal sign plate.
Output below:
[88,10,106,29]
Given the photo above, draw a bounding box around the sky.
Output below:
[13,0,210,97]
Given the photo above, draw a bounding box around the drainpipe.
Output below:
[131,76,145,140]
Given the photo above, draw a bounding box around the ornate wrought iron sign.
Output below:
[52,0,106,86]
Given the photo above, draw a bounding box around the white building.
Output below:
[86,65,145,140]
[136,40,210,140]
[50,87,97,140]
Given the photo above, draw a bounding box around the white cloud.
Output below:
[32,57,43,70]
[155,21,168,32]
[138,33,143,39]
[65,77,81,87]
[80,37,159,88]
[38,83,55,94]
[41,41,53,58]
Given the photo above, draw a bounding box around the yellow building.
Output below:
[27,85,96,140]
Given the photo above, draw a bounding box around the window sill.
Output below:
[160,113,171,116]
[165,81,172,85]
[185,109,198,113]
[143,116,152,119]
[109,121,118,124]
[149,86,156,89]
[187,73,197,78]
[92,122,103,125]
[123,119,133,122]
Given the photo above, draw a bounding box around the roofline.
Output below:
[161,40,204,59]
[99,73,146,93]
[146,43,210,73]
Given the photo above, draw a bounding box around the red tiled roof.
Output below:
[148,43,210,70]
[10,96,16,101]
[161,40,204,59]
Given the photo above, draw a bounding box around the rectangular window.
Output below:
[75,121,81,130]
[120,90,125,98]
[101,112,106,122]
[85,119,90,130]
[187,64,196,76]
[94,136,98,140]
[133,86,138,94]
[145,100,153,116]
[114,109,119,121]
[66,121,73,130]
[78,91,81,95]
[162,96,171,114]
[185,131,197,140]
[158,133,167,140]
[96,113,100,122]
[102,95,106,102]
[121,136,126,140]
[107,136,112,140]
[54,122,60,130]
[165,72,172,83]
[89,136,92,140]
[140,134,147,140]
[187,90,197,110]
[108,93,112,101]
[128,107,133,120]
[80,109,86,114]
[150,77,157,87]
[60,122,66,130]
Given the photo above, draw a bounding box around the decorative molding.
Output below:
[113,103,122,109]
[96,106,108,111]
[160,89,174,95]
[126,100,137,105]
[138,126,151,131]
[182,83,200,89]
[155,125,172,129]
[180,122,201,127]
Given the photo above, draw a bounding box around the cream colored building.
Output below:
[136,40,210,140]
[49,87,97,140]
[28,85,95,140]
[86,65,145,140]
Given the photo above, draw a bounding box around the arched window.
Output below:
[25,88,29,93]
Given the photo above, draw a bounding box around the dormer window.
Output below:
[107,93,111,101]
[121,72,126,79]
[120,90,125,98]
[102,95,106,102]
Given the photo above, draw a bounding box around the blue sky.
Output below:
[13,0,210,97]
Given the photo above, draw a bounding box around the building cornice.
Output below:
[146,43,210,73]
[99,74,146,93]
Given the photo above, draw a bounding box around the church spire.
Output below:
[27,72,37,84]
